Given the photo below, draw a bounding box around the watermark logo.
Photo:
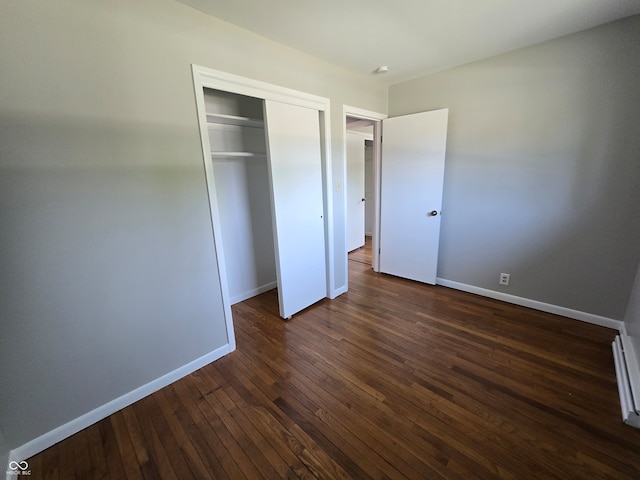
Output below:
[7,460,31,476]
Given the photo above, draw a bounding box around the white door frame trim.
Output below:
[191,65,335,337]
[343,105,387,285]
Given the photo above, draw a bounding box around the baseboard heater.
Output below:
[612,334,640,428]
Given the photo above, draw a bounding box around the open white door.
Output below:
[346,132,366,252]
[264,100,327,318]
[379,109,448,284]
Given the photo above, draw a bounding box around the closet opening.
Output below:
[204,88,278,308]
[193,64,336,341]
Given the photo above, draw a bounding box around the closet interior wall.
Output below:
[204,88,277,304]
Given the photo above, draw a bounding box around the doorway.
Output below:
[343,106,386,285]
[346,119,373,253]
[343,105,449,290]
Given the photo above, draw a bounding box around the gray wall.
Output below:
[0,0,386,459]
[389,15,640,320]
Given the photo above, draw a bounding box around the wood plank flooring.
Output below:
[25,245,640,479]
[348,236,372,266]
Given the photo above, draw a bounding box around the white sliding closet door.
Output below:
[264,100,327,319]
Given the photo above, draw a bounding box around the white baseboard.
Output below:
[436,278,623,331]
[230,281,277,305]
[7,344,233,469]
[331,284,348,299]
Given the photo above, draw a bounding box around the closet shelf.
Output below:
[211,151,267,161]
[207,113,264,128]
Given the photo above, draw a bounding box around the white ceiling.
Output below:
[178,0,640,85]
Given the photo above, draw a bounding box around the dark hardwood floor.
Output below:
[26,243,640,479]
[348,236,372,266]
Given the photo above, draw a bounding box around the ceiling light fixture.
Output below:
[373,65,389,74]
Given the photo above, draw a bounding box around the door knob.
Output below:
[428,210,438,216]
[361,198,366,202]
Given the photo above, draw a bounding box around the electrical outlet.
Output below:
[499,273,510,286]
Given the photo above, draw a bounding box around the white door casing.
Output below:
[346,132,366,252]
[264,100,328,318]
[379,109,448,284]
